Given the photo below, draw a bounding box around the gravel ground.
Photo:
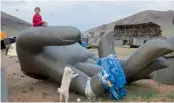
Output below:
[1,49,174,102]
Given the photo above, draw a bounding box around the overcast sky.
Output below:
[1,0,174,31]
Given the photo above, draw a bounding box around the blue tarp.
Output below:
[97,54,127,99]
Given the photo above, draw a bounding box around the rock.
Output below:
[20,75,25,78]
[29,87,34,91]
[15,60,19,63]
[4,64,8,68]
[42,92,48,96]
[22,90,27,93]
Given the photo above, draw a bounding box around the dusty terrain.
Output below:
[1,47,174,102]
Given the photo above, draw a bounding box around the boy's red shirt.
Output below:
[32,14,43,27]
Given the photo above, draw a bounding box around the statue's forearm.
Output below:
[126,57,168,83]
[16,26,81,48]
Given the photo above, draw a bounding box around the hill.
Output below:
[87,10,174,37]
[1,11,32,37]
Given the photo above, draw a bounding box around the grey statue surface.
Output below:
[16,26,174,97]
[149,16,174,85]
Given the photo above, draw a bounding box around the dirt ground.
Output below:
[1,47,174,102]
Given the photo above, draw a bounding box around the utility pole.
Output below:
[173,16,174,25]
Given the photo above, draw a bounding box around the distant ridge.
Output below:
[87,10,174,36]
[1,11,32,37]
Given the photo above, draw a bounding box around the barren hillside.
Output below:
[88,10,174,36]
[1,11,32,37]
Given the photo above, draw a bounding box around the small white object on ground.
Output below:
[7,43,17,57]
[77,98,81,102]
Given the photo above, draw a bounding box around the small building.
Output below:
[114,22,162,47]
[86,24,112,45]
[85,22,163,47]
[80,32,91,44]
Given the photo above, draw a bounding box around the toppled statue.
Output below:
[16,26,174,98]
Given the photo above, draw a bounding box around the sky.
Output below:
[1,0,174,31]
